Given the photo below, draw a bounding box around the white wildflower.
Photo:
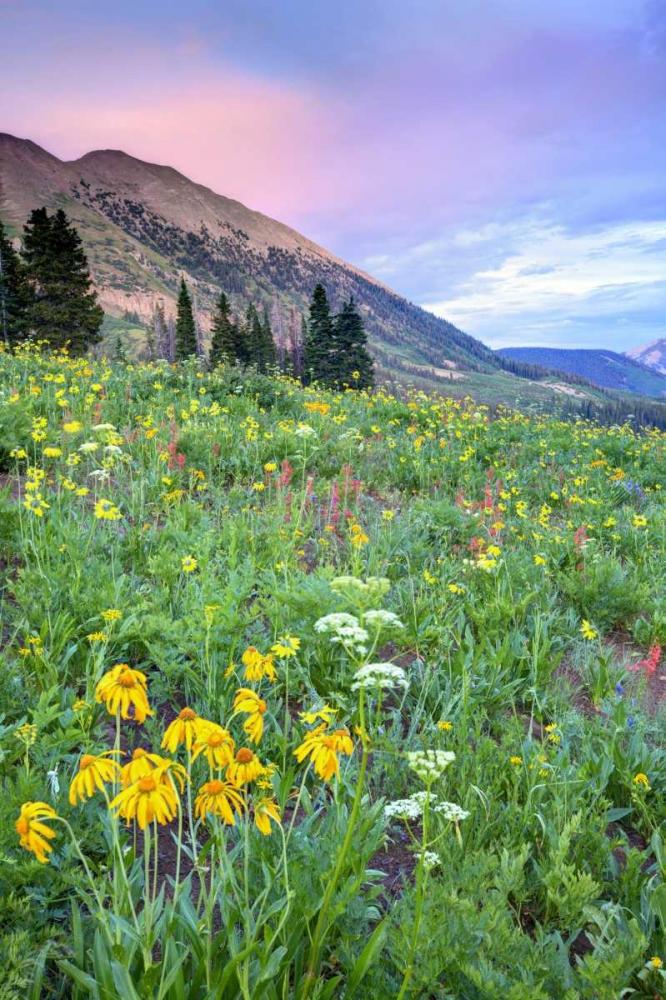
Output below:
[433,801,470,822]
[418,851,441,871]
[385,798,423,821]
[351,662,408,692]
[407,749,456,782]
[364,609,405,631]
[295,423,317,438]
[79,441,99,453]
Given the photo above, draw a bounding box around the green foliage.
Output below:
[175,278,197,360]
[22,207,103,353]
[1,346,665,997]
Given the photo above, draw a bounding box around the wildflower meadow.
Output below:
[0,342,664,999]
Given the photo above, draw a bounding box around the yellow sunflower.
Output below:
[241,646,277,683]
[95,663,153,723]
[119,747,172,787]
[191,725,235,769]
[232,688,267,745]
[110,770,180,829]
[194,779,245,825]
[69,751,121,804]
[15,802,57,864]
[226,747,263,786]
[253,796,282,836]
[294,724,354,781]
[161,708,211,753]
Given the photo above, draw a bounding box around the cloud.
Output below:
[419,216,666,350]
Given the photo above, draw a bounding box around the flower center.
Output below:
[236,748,254,764]
[179,708,196,721]
[117,671,136,688]
[139,775,157,793]
[208,732,224,747]
[207,780,224,795]
[132,748,147,759]
[80,754,97,769]
[15,817,29,835]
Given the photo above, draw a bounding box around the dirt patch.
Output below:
[371,830,419,901]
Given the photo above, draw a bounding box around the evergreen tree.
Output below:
[304,283,335,385]
[246,304,264,369]
[174,278,197,360]
[334,297,375,389]
[260,307,276,372]
[209,292,238,367]
[112,333,127,363]
[0,221,32,346]
[22,208,103,354]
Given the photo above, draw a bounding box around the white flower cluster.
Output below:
[295,423,317,438]
[384,796,424,821]
[351,662,408,692]
[314,613,369,654]
[364,609,405,631]
[385,790,470,826]
[407,749,456,782]
[432,801,470,822]
[418,851,442,871]
[330,575,391,606]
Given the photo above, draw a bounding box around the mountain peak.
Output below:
[625,339,666,376]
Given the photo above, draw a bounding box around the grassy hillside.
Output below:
[499,346,666,397]
[1,344,664,997]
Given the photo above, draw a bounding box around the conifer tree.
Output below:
[260,307,276,372]
[175,278,197,360]
[245,304,264,369]
[334,297,374,389]
[304,283,335,385]
[0,220,32,346]
[22,207,103,354]
[209,292,238,366]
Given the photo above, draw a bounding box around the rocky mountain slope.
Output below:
[625,339,666,377]
[0,132,501,381]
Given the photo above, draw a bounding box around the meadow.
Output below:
[0,342,664,999]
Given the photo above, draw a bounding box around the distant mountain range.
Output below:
[497,347,666,398]
[625,339,666,376]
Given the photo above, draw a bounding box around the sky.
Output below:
[1,0,666,351]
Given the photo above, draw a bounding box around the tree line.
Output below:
[1,206,374,389]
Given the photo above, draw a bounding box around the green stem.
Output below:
[396,786,431,1000]
[301,697,369,999]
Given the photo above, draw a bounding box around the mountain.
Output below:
[497,347,666,398]
[625,339,666,376]
[0,132,505,382]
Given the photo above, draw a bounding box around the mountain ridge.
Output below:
[498,346,666,398]
[625,338,666,376]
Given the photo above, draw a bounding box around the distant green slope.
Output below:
[498,347,666,398]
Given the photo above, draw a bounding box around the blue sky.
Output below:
[1,0,665,350]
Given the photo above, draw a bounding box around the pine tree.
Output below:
[334,297,374,389]
[0,221,32,346]
[175,278,197,360]
[22,207,103,354]
[304,283,335,385]
[209,292,238,366]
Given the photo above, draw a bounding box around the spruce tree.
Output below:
[175,278,197,360]
[246,304,264,369]
[334,297,374,389]
[304,283,334,385]
[209,292,238,366]
[260,307,276,372]
[22,208,103,353]
[0,221,32,346]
